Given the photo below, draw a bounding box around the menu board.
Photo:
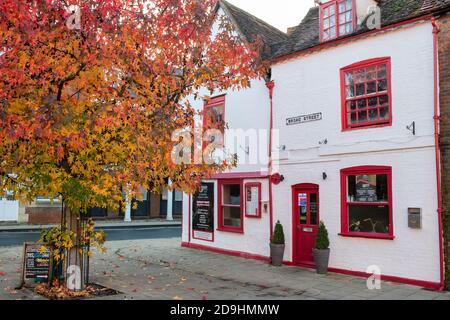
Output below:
[355,175,377,202]
[19,243,52,287]
[192,182,214,241]
[245,185,260,216]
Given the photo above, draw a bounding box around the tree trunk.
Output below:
[63,206,84,291]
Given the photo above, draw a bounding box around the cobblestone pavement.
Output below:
[1,238,449,300]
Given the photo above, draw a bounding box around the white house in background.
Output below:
[182,0,450,290]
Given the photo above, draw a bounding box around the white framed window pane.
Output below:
[162,189,168,200]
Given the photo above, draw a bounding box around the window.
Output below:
[218,180,243,233]
[203,95,225,148]
[340,166,394,239]
[341,57,392,130]
[320,0,356,42]
[245,183,261,218]
[174,190,183,202]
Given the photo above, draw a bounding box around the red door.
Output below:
[292,184,319,267]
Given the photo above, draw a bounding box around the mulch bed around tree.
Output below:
[34,282,121,300]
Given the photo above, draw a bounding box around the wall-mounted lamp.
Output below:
[319,138,328,145]
[322,172,328,180]
[278,145,286,151]
[406,121,416,135]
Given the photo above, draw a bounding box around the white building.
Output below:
[181,0,449,290]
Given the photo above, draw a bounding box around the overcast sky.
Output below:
[227,0,317,32]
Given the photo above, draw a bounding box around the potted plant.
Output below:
[313,221,330,274]
[270,221,285,266]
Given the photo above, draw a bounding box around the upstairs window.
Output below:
[203,95,225,134]
[203,95,225,150]
[320,0,356,42]
[340,57,392,130]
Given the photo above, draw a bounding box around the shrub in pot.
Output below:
[313,221,330,274]
[270,221,285,266]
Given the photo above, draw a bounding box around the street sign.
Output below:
[286,112,322,126]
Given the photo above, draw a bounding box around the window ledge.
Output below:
[245,214,262,219]
[342,122,392,132]
[217,227,244,234]
[339,233,395,240]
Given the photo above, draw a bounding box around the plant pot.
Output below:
[270,243,285,266]
[313,248,330,274]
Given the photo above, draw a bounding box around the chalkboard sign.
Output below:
[192,182,214,242]
[19,243,52,287]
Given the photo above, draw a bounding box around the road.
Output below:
[0,226,181,247]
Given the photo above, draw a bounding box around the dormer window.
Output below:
[320,0,356,42]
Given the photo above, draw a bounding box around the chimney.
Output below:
[287,27,297,36]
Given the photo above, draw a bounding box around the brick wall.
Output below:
[437,12,450,289]
[26,206,62,225]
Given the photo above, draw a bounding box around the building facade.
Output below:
[181,0,450,290]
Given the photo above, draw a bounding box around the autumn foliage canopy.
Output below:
[0,0,263,212]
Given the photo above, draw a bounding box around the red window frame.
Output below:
[320,0,356,42]
[244,182,262,218]
[340,57,392,131]
[202,95,226,149]
[218,179,244,233]
[340,166,394,240]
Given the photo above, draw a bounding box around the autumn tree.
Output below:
[0,0,263,291]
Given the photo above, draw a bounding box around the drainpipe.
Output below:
[431,17,445,291]
[188,194,191,243]
[266,81,275,239]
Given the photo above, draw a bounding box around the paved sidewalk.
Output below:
[0,219,181,232]
[1,238,449,300]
